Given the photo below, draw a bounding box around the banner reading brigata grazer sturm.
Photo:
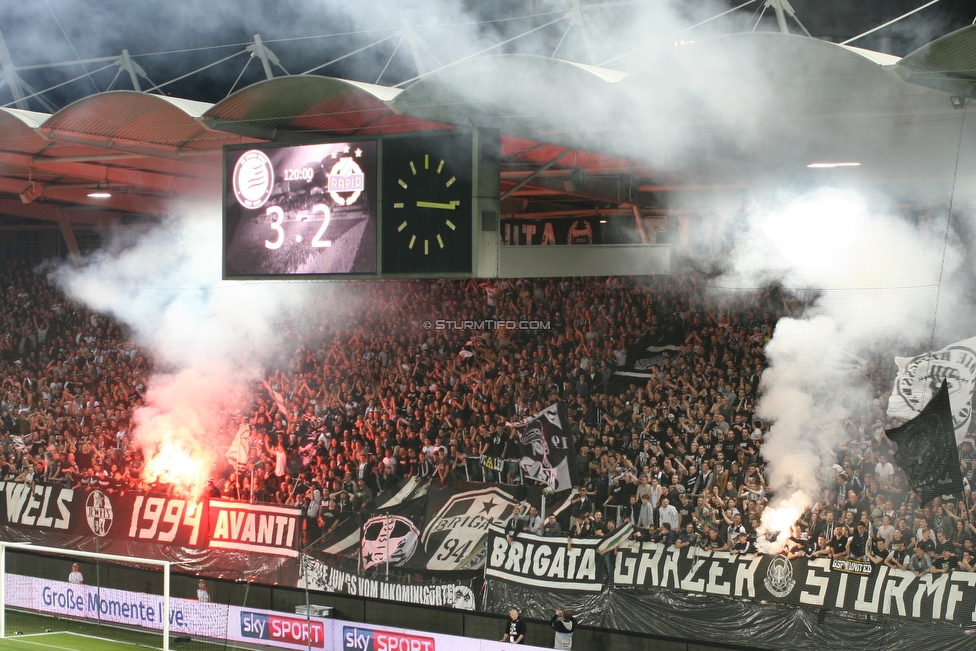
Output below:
[516,402,578,492]
[486,532,976,625]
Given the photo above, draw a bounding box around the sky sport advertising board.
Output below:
[336,623,556,651]
[231,606,328,649]
[4,574,557,651]
[223,140,378,278]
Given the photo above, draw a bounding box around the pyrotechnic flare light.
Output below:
[142,440,209,497]
[756,504,801,554]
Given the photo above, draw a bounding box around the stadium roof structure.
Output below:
[0,25,973,256]
[895,23,976,96]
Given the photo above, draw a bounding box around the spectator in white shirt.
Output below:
[875,455,895,486]
[658,497,680,531]
[68,563,83,585]
[876,515,895,547]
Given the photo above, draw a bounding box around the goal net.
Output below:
[0,542,228,651]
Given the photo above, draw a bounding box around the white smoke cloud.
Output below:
[17,0,973,531]
[54,200,315,496]
[716,188,968,547]
[2,0,741,109]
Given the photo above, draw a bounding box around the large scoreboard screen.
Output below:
[223,140,378,277]
[222,129,500,279]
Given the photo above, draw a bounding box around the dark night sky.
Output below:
[0,0,972,109]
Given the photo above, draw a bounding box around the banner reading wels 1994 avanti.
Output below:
[0,485,300,557]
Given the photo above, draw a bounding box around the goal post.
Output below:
[0,541,172,651]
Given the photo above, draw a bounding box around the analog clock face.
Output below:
[382,132,473,275]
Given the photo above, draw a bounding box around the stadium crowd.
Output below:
[1,257,975,571]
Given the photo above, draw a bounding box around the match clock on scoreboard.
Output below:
[381,131,473,275]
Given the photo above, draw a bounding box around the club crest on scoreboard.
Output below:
[232,150,275,210]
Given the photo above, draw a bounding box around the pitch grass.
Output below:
[0,611,228,651]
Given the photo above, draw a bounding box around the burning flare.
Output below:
[755,492,809,554]
[141,438,213,498]
[130,369,230,499]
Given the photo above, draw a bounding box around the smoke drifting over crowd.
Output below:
[54,203,314,496]
[20,0,975,526]
[717,186,976,547]
[2,0,738,107]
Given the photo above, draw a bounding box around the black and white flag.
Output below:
[610,324,685,389]
[517,402,578,492]
[885,380,965,506]
[887,336,976,443]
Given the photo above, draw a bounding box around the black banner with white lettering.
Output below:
[7,478,976,641]
[311,483,562,574]
[486,532,976,624]
[0,482,300,557]
[0,480,77,533]
[299,556,480,610]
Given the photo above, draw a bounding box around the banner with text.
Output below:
[487,531,976,623]
[4,574,228,638]
[500,218,599,246]
[336,622,556,651]
[299,555,478,610]
[486,528,606,591]
[0,483,300,557]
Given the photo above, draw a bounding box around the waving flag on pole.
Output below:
[516,402,578,492]
[887,336,976,444]
[885,380,965,506]
[225,422,251,465]
[597,522,635,555]
[609,322,685,392]
[262,379,290,422]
